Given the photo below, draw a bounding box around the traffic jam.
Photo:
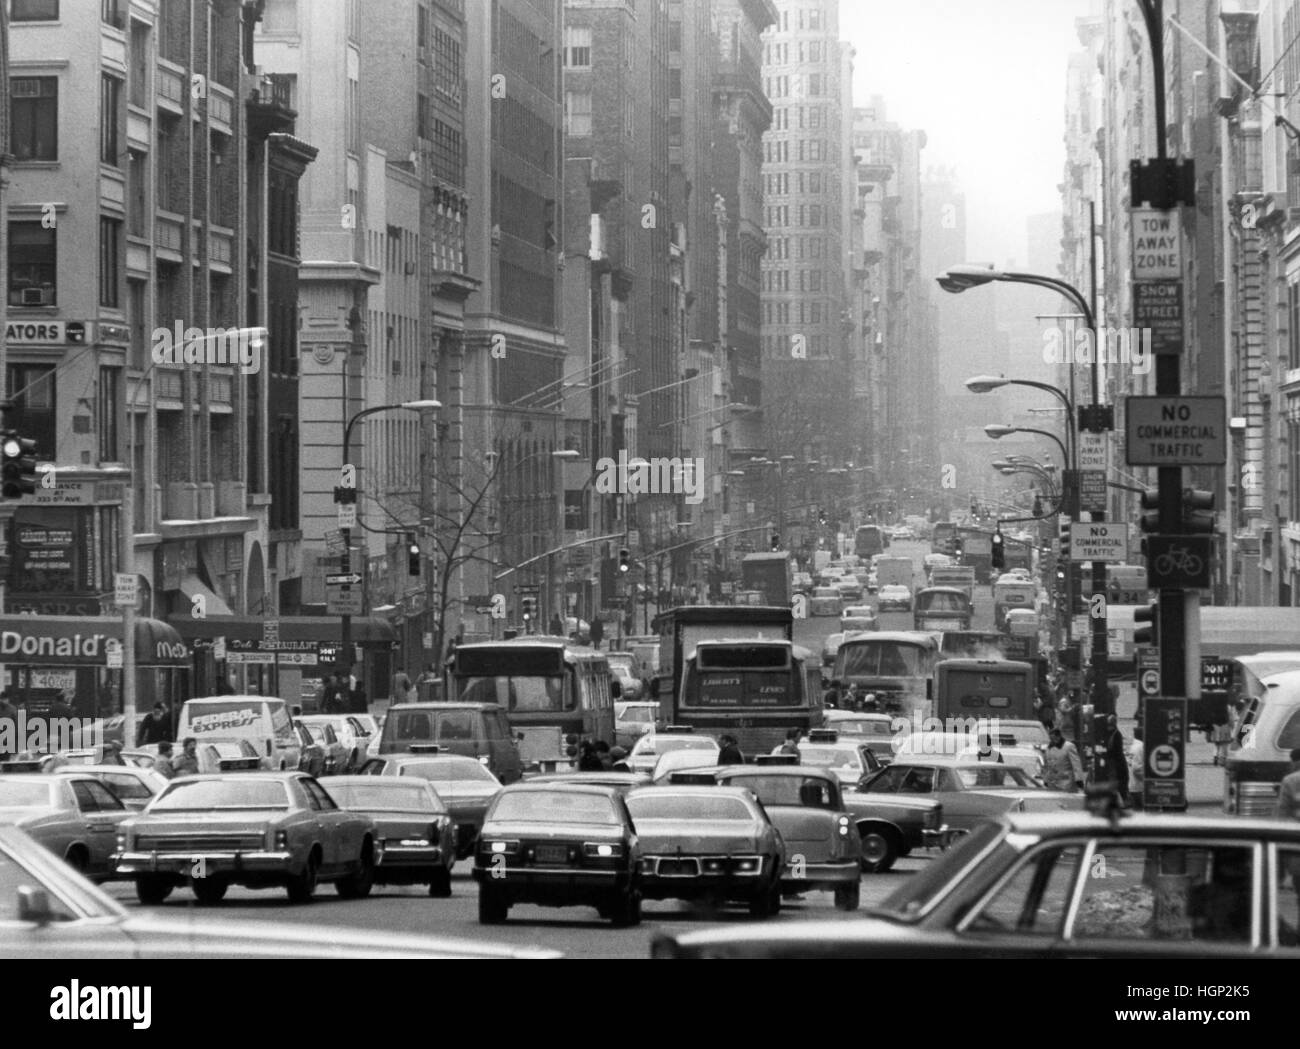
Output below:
[1,530,1297,962]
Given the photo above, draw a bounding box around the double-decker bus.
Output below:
[445,637,616,772]
[675,639,824,755]
[854,524,890,560]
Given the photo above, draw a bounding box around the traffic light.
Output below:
[1071,563,1085,615]
[521,596,535,623]
[1182,489,1215,533]
[1032,494,1043,517]
[618,547,631,573]
[1,432,38,499]
[770,532,780,551]
[818,508,828,526]
[953,536,964,560]
[1133,602,1159,647]
[991,529,1005,571]
[407,534,420,576]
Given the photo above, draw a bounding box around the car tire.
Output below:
[834,881,861,911]
[63,846,90,875]
[336,840,375,899]
[610,889,642,927]
[478,885,509,925]
[135,875,173,905]
[749,881,780,919]
[429,865,453,898]
[858,826,899,874]
[286,849,320,903]
[191,876,228,905]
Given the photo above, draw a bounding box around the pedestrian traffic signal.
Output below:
[991,529,1005,571]
[1133,602,1158,647]
[0,432,38,499]
[407,534,420,576]
[618,547,631,573]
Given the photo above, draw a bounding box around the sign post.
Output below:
[1142,695,1187,811]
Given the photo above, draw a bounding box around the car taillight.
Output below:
[837,815,850,837]
[582,842,623,859]
[483,839,520,855]
[275,830,289,850]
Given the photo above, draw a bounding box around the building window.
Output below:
[10,76,58,161]
[98,366,121,462]
[101,0,125,28]
[417,92,430,139]
[565,90,592,137]
[11,0,58,20]
[9,223,56,307]
[417,4,429,55]
[564,25,591,69]
[101,74,122,166]
[5,364,56,461]
[99,217,121,308]
[127,279,147,370]
[1290,278,1300,371]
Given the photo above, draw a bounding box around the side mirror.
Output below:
[17,886,55,926]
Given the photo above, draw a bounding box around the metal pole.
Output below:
[1086,199,1112,737]
[340,417,354,696]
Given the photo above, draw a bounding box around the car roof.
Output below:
[825,710,892,722]
[719,765,838,783]
[52,764,153,776]
[0,773,71,784]
[385,753,481,765]
[497,781,623,798]
[326,775,432,789]
[1001,810,1300,841]
[627,784,757,801]
[164,771,303,782]
[528,771,650,785]
[384,701,504,712]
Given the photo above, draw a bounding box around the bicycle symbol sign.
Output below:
[1145,535,1212,589]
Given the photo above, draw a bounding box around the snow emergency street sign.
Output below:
[1068,522,1129,563]
[1125,396,1226,466]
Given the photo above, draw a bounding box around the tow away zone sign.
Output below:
[1125,396,1226,466]
[1069,522,1129,563]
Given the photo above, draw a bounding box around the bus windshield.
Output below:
[918,591,968,613]
[838,641,929,678]
[455,674,572,712]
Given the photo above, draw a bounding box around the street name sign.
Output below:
[1069,522,1128,563]
[1125,396,1226,466]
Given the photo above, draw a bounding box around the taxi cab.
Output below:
[785,729,882,787]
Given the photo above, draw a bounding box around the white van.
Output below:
[175,696,301,771]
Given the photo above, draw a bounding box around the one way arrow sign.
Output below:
[326,573,363,586]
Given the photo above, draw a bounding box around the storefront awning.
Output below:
[0,616,189,667]
[169,615,398,645]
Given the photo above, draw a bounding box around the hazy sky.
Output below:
[842,0,1090,265]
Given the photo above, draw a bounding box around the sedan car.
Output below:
[199,740,262,773]
[323,777,455,897]
[294,724,327,778]
[835,577,865,603]
[625,785,784,917]
[52,765,169,813]
[473,783,641,926]
[605,654,643,702]
[113,772,377,905]
[297,721,349,775]
[0,774,133,880]
[0,824,559,958]
[877,585,913,612]
[857,762,1083,834]
[709,767,862,910]
[839,606,879,633]
[652,808,1300,958]
[923,553,953,578]
[823,711,898,764]
[841,778,949,873]
[627,731,719,777]
[359,753,502,859]
[787,732,881,788]
[56,747,156,770]
[821,632,846,668]
[298,715,373,773]
[614,701,659,750]
[809,587,843,617]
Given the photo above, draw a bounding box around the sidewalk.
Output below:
[1117,713,1223,811]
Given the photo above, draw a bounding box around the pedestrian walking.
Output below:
[718,734,744,765]
[1043,728,1085,792]
[1278,748,1300,821]
[577,740,604,771]
[973,733,1004,764]
[779,728,802,756]
[1056,692,1081,743]
[139,702,171,744]
[1102,714,1129,802]
[1127,726,1145,809]
[172,738,201,777]
[153,741,177,779]
[594,740,613,770]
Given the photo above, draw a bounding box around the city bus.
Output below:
[854,524,890,560]
[675,639,824,755]
[445,637,616,772]
[829,631,942,719]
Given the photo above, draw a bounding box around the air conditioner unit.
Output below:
[21,287,52,307]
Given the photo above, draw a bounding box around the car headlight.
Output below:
[483,839,520,855]
[583,842,623,858]
[837,815,850,837]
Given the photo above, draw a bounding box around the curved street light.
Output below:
[983,423,1068,467]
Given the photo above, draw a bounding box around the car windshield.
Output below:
[491,790,620,825]
[979,723,1049,747]
[617,705,656,725]
[833,719,892,736]
[637,737,714,755]
[152,780,290,810]
[627,793,754,821]
[799,747,861,770]
[0,781,56,807]
[401,760,497,784]
[953,765,1032,788]
[724,775,836,809]
[873,822,1006,921]
[326,783,440,813]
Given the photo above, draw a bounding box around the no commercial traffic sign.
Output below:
[1125,396,1226,466]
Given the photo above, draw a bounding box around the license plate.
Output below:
[535,845,569,865]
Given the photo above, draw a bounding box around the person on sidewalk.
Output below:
[1043,728,1085,792]
[1127,726,1145,809]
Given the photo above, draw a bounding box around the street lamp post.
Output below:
[336,401,440,696]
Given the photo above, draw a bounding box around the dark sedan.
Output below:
[472,783,641,926]
[324,777,456,896]
[653,807,1300,958]
[626,785,785,918]
[114,773,376,905]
